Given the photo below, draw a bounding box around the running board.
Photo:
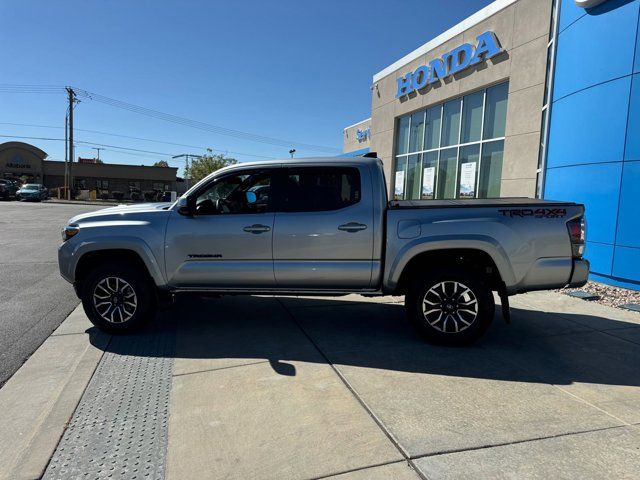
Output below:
[170,287,384,296]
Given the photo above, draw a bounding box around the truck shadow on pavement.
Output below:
[89,295,640,387]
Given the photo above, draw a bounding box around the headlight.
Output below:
[62,225,80,241]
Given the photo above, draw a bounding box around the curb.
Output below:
[44,200,126,206]
[0,305,109,480]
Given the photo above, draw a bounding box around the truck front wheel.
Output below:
[405,268,494,346]
[80,263,156,334]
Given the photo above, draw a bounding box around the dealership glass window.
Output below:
[437,148,458,199]
[396,116,410,155]
[394,156,407,200]
[421,151,438,199]
[405,154,421,200]
[458,145,480,198]
[478,140,504,198]
[441,98,461,147]
[461,91,484,143]
[424,105,442,150]
[393,81,508,201]
[483,82,508,140]
[408,111,425,152]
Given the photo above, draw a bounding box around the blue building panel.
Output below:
[612,245,640,284]
[636,17,640,73]
[545,162,622,245]
[625,74,640,160]
[546,0,640,290]
[547,77,630,168]
[613,160,640,248]
[558,0,586,31]
[585,242,615,276]
[553,0,639,101]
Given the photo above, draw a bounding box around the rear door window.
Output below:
[280,167,361,212]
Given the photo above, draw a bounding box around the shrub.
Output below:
[100,192,110,200]
[130,191,141,201]
[143,190,156,202]
[112,191,124,201]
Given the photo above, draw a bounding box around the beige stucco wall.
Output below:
[43,160,177,181]
[343,118,372,154]
[369,0,552,196]
[0,142,46,180]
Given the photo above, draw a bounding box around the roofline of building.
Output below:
[43,159,178,171]
[372,0,518,83]
[0,141,48,158]
[343,118,372,131]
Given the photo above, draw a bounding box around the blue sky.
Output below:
[0,0,493,172]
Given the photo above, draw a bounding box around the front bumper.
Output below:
[568,259,590,288]
[58,241,75,284]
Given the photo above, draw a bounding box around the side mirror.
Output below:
[245,191,257,204]
[177,196,195,216]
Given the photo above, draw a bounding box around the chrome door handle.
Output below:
[338,222,368,233]
[243,224,271,234]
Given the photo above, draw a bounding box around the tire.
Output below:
[80,263,156,333]
[405,267,494,346]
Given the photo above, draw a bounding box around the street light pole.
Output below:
[172,154,203,190]
[92,147,103,161]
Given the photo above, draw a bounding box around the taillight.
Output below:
[567,216,586,258]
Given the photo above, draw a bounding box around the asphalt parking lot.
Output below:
[0,201,102,384]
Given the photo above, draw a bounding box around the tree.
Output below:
[185,149,237,183]
[153,160,169,167]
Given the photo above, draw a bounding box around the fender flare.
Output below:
[386,234,516,291]
[70,236,166,287]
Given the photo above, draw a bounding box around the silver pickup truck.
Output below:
[58,156,588,345]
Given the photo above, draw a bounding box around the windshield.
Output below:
[23,184,40,190]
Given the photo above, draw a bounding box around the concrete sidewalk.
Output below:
[2,291,640,479]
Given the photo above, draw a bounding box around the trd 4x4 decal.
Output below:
[498,208,567,218]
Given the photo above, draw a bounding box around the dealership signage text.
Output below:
[396,31,503,98]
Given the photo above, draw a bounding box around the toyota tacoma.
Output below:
[58,155,588,345]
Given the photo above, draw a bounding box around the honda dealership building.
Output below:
[344,0,640,290]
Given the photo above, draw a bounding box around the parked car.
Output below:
[0,179,20,200]
[17,183,49,201]
[58,155,588,345]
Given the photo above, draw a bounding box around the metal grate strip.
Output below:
[44,328,175,480]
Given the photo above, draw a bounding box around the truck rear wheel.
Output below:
[80,263,156,334]
[405,268,494,346]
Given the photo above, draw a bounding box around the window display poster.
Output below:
[459,162,476,198]
[422,167,435,199]
[394,170,405,199]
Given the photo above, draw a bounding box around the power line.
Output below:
[0,84,65,94]
[0,83,341,153]
[72,88,341,154]
[0,134,179,163]
[0,122,272,159]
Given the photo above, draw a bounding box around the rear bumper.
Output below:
[568,259,590,288]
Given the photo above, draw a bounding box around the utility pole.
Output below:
[66,87,76,200]
[64,107,68,198]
